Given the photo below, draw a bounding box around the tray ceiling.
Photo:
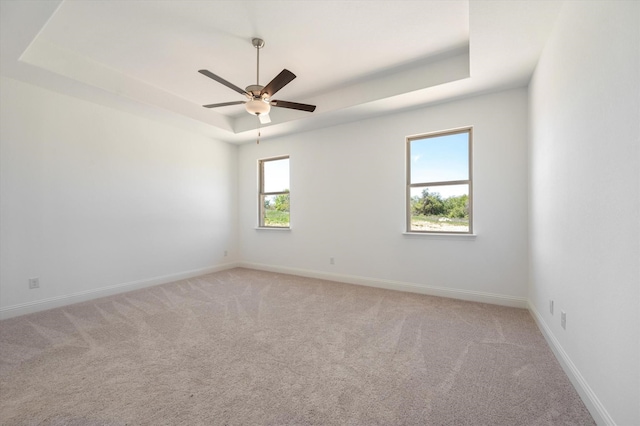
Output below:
[0,1,564,143]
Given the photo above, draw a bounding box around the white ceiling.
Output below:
[0,0,564,144]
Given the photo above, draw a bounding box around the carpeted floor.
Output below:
[0,268,594,425]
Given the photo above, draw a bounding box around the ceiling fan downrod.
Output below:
[252,38,264,86]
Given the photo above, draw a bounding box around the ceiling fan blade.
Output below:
[259,113,271,124]
[198,69,249,96]
[202,100,246,108]
[261,69,296,98]
[271,100,316,112]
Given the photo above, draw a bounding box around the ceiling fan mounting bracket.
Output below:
[252,38,265,49]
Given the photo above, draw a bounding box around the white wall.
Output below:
[528,2,639,425]
[0,76,238,317]
[238,89,529,305]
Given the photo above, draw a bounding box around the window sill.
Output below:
[255,227,291,231]
[402,232,476,239]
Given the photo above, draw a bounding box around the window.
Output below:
[407,128,472,233]
[259,156,290,228]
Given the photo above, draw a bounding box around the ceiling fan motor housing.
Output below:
[246,84,265,98]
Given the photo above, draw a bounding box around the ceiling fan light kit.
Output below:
[198,37,316,126]
[246,98,270,116]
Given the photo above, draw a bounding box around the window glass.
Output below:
[263,158,290,193]
[410,133,469,183]
[407,129,472,233]
[259,156,290,228]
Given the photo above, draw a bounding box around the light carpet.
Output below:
[0,268,594,425]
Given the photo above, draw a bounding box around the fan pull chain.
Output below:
[257,120,261,144]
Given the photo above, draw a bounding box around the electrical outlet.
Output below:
[561,311,566,329]
[549,299,554,315]
[224,250,228,257]
[28,277,40,289]
[329,257,335,265]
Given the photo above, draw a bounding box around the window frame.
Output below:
[406,127,473,234]
[258,155,290,228]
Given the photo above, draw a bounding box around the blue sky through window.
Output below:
[410,132,469,198]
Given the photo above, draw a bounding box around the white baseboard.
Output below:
[239,261,528,308]
[0,262,240,320]
[528,302,613,426]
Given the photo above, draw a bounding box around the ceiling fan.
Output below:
[199,38,316,125]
